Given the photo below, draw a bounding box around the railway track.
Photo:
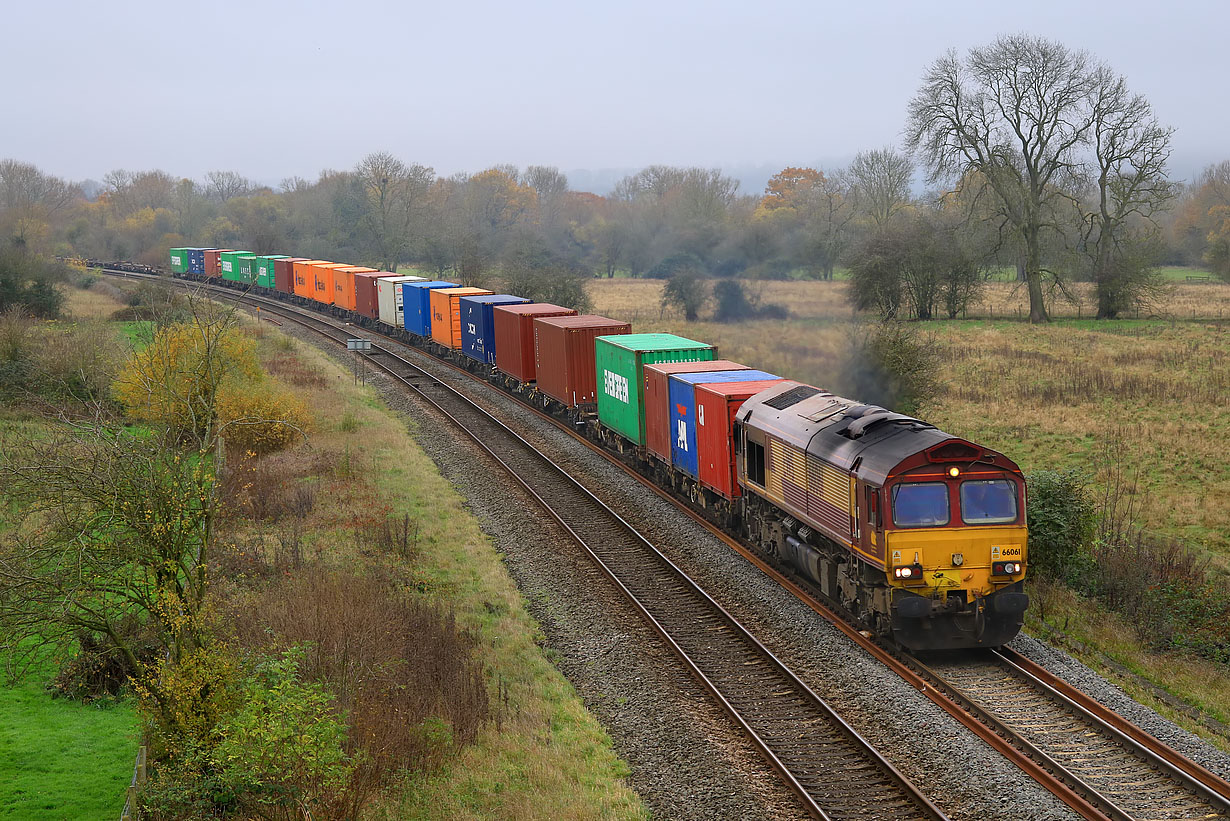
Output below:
[148,275,945,821]
[913,648,1230,821]
[99,268,1230,820]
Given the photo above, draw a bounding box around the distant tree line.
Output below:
[1,34,1226,322]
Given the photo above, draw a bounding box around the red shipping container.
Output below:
[331,266,377,311]
[643,360,751,462]
[274,257,307,294]
[204,249,234,277]
[354,271,401,320]
[533,315,631,407]
[493,303,576,383]
[695,379,788,499]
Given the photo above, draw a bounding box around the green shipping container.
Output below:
[168,247,189,274]
[595,333,716,446]
[237,255,259,284]
[255,255,287,289]
[219,250,253,282]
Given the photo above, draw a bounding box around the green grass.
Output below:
[0,656,138,821]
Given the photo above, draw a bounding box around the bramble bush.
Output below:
[1024,469,1096,580]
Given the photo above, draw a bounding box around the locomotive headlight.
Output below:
[948,466,960,478]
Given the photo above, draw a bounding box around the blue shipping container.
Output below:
[186,248,210,275]
[402,281,460,336]
[669,369,777,477]
[460,294,530,364]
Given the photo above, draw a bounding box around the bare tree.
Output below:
[206,170,253,203]
[1082,66,1176,318]
[355,152,434,272]
[0,160,79,244]
[848,148,913,226]
[907,35,1097,323]
[523,165,569,231]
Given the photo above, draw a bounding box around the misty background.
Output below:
[2,0,1224,189]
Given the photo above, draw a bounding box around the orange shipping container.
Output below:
[429,287,492,348]
[293,260,330,299]
[331,266,378,311]
[311,263,350,306]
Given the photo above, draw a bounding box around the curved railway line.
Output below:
[99,267,1230,820]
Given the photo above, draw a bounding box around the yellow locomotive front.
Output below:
[880,446,1029,649]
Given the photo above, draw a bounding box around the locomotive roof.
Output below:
[735,380,994,485]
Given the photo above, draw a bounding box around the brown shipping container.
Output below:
[205,249,234,277]
[493,303,576,383]
[643,360,751,462]
[292,260,329,299]
[274,257,307,294]
[533,315,632,407]
[429,287,492,348]
[353,271,401,320]
[695,379,788,499]
[311,263,349,306]
[331,266,377,311]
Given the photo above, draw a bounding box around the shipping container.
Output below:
[187,248,210,275]
[292,260,330,299]
[274,257,307,294]
[205,249,234,278]
[354,272,403,321]
[533,316,632,408]
[643,360,751,462]
[310,263,350,305]
[429,287,493,348]
[168,247,189,274]
[219,251,254,282]
[402,280,460,335]
[376,275,429,327]
[596,334,717,447]
[254,255,287,289]
[695,379,788,499]
[669,369,778,477]
[459,294,530,364]
[330,266,378,311]
[237,255,259,285]
[493,303,576,383]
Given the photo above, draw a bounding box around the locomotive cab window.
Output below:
[960,479,1018,525]
[745,439,766,486]
[891,482,950,528]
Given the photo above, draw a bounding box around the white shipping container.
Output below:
[376,276,427,327]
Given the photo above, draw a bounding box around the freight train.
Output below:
[156,247,1029,651]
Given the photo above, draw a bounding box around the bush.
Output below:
[50,623,160,702]
[712,279,788,322]
[1024,469,1096,580]
[216,381,311,456]
[661,272,709,321]
[843,320,938,414]
[113,316,260,440]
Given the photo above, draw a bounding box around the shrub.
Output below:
[843,320,938,414]
[113,315,260,440]
[50,623,160,702]
[216,381,311,456]
[713,279,788,322]
[1024,469,1096,580]
[661,272,709,321]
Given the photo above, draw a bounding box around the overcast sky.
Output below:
[3,0,1225,188]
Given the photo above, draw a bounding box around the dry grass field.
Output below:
[587,277,1230,560]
